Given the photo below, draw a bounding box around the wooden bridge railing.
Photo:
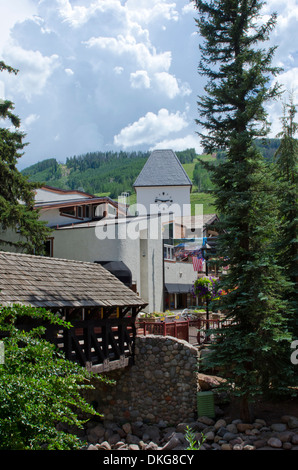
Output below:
[44,317,136,372]
[136,320,189,342]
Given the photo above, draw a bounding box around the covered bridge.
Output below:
[0,251,147,372]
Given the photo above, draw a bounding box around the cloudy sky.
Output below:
[1,0,298,169]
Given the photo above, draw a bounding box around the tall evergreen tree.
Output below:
[0,61,51,254]
[194,1,295,418]
[274,96,298,338]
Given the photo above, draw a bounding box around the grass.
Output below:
[190,192,216,215]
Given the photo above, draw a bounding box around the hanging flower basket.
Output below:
[192,277,222,302]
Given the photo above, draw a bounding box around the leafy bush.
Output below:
[0,304,109,450]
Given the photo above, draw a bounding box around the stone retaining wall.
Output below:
[87,335,200,425]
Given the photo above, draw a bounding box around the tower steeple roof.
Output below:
[133,149,192,187]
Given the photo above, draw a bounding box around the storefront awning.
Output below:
[95,261,132,287]
[165,283,193,294]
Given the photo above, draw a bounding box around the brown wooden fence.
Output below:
[137,317,236,345]
[190,318,235,344]
[136,320,189,342]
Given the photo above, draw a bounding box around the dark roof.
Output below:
[133,149,192,187]
[0,251,147,309]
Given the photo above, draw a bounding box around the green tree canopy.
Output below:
[0,304,112,450]
[194,0,296,418]
[274,95,298,338]
[0,61,51,254]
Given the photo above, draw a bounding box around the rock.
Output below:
[126,434,141,445]
[176,423,189,433]
[114,441,127,449]
[128,444,140,451]
[142,425,160,443]
[214,419,227,431]
[230,437,244,446]
[283,442,292,450]
[221,443,232,450]
[122,422,132,434]
[267,437,283,448]
[211,443,221,450]
[255,419,267,427]
[237,423,254,433]
[217,426,228,437]
[96,441,112,450]
[144,441,160,450]
[87,444,99,450]
[205,431,215,441]
[243,445,255,450]
[226,423,238,434]
[108,433,121,445]
[222,432,237,442]
[287,416,298,429]
[197,416,215,426]
[198,373,226,391]
[292,434,298,445]
[254,439,268,449]
[276,431,294,443]
[271,423,287,432]
[161,436,181,450]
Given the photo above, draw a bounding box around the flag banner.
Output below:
[192,256,205,272]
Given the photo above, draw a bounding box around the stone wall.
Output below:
[87,335,200,426]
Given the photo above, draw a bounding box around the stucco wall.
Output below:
[164,260,198,286]
[86,335,199,425]
[52,217,164,313]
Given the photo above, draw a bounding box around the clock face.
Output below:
[155,191,173,209]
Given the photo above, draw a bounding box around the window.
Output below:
[164,244,174,260]
[77,206,83,218]
[44,238,53,257]
[61,206,75,217]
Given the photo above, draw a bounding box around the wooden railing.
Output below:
[44,317,136,372]
[190,317,235,345]
[136,320,189,342]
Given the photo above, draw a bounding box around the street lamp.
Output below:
[201,240,211,322]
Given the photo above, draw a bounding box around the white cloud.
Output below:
[154,72,180,98]
[182,3,197,15]
[57,0,124,28]
[114,108,188,148]
[114,66,124,75]
[126,0,179,24]
[275,68,298,95]
[23,113,40,129]
[0,0,37,54]
[3,43,59,101]
[151,133,203,154]
[64,68,74,76]
[84,34,172,72]
[130,70,151,89]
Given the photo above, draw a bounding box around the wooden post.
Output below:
[83,323,92,362]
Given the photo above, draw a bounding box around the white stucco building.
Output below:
[0,150,219,313]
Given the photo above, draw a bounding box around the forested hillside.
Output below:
[22,140,280,214]
[22,149,197,198]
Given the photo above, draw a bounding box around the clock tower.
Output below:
[133,149,192,217]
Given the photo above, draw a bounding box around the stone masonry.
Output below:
[87,335,200,425]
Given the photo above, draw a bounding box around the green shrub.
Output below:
[0,304,109,450]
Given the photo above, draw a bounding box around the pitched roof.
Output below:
[0,251,147,309]
[133,149,192,187]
